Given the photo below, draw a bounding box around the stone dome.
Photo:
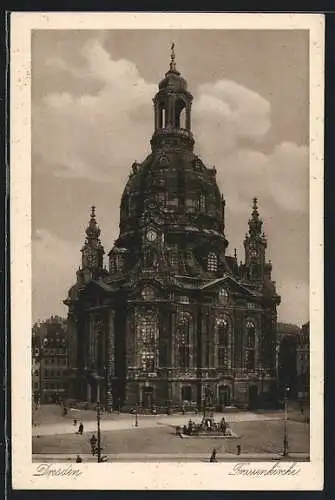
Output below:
[119,150,224,236]
[112,45,228,264]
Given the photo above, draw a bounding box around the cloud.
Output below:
[32,38,273,183]
[216,142,309,214]
[33,39,156,181]
[276,279,309,327]
[32,230,79,321]
[32,37,309,325]
[193,80,271,156]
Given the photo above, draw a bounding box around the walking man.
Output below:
[90,434,97,455]
[78,422,84,435]
[209,448,217,462]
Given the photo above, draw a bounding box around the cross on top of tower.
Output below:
[170,42,176,72]
[85,205,101,240]
[248,197,263,236]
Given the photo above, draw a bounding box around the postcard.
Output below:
[10,11,324,490]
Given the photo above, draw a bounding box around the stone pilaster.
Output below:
[200,313,206,368]
[126,307,136,368]
[106,309,115,410]
[89,314,94,367]
[170,310,176,367]
[67,312,78,370]
[186,103,191,130]
[87,382,92,403]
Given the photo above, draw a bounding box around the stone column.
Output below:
[106,309,115,411]
[154,101,159,130]
[201,309,209,368]
[170,311,176,367]
[126,307,135,368]
[190,309,196,369]
[186,103,191,130]
[87,383,92,403]
[89,314,95,367]
[228,321,232,370]
[169,95,175,128]
[67,313,77,370]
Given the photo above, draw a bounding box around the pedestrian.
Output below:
[209,448,217,463]
[78,422,84,435]
[73,419,77,426]
[90,433,97,455]
[236,444,241,456]
[76,455,82,463]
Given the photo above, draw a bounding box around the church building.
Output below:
[64,47,281,411]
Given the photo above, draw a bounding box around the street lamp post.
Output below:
[94,376,106,463]
[283,387,290,456]
[96,396,102,463]
[135,403,139,427]
[203,392,207,420]
[259,369,265,407]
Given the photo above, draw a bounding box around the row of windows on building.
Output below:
[40,382,67,391]
[110,246,237,276]
[140,286,229,303]
[42,369,67,377]
[168,249,220,273]
[121,193,217,218]
[136,312,256,373]
[139,286,257,309]
[41,347,67,355]
[42,358,68,366]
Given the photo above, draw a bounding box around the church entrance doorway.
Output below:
[248,385,258,409]
[219,385,231,410]
[142,387,153,409]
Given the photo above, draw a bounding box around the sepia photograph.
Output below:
[10,12,324,490]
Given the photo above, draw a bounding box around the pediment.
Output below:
[79,279,115,297]
[200,275,257,297]
[127,277,166,293]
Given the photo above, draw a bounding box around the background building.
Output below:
[32,336,41,406]
[296,321,310,402]
[65,49,281,412]
[32,316,69,404]
[276,322,300,399]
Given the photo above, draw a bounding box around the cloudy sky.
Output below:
[31,29,309,325]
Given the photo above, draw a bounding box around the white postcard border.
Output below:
[10,12,324,490]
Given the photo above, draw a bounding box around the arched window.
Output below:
[159,106,167,128]
[216,317,229,369]
[179,108,186,129]
[136,312,158,373]
[128,196,136,216]
[121,197,128,218]
[156,191,167,206]
[141,286,155,301]
[176,312,193,369]
[115,254,124,272]
[246,321,255,348]
[168,245,178,269]
[178,296,190,304]
[207,252,218,272]
[145,248,158,269]
[181,385,192,402]
[175,99,186,129]
[219,287,229,305]
[199,193,207,212]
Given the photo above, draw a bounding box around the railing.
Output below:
[153,127,193,139]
